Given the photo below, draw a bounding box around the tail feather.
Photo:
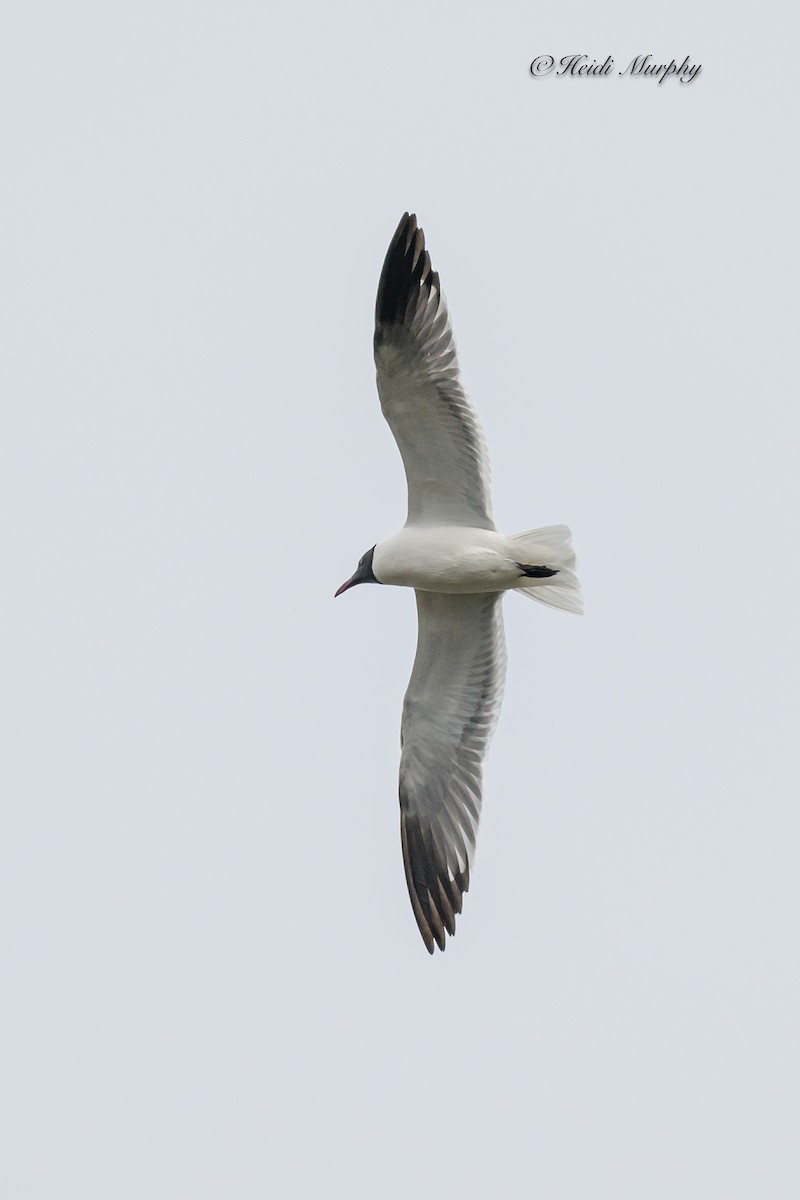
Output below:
[511,524,583,614]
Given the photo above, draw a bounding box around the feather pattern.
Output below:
[399,591,507,952]
[374,213,495,530]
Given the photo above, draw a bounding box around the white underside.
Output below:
[372,524,582,612]
[373,527,517,592]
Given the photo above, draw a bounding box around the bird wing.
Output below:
[399,590,507,952]
[374,213,495,531]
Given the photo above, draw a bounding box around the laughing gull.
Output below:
[336,213,582,953]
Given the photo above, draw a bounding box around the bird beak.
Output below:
[334,575,357,598]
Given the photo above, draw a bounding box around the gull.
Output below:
[336,213,582,953]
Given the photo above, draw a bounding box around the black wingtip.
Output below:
[400,813,470,955]
[375,212,437,334]
[516,563,560,579]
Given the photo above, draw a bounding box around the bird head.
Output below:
[335,545,379,597]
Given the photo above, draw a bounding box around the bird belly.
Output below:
[373,528,520,593]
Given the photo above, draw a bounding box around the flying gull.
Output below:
[336,213,582,953]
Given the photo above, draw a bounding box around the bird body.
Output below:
[373,525,571,595]
[336,213,581,952]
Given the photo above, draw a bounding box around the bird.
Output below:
[335,213,582,953]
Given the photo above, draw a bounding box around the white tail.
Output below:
[511,524,583,614]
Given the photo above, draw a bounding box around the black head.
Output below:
[335,545,380,597]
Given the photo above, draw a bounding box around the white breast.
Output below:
[373,527,520,593]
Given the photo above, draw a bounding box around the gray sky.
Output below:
[2,2,799,1197]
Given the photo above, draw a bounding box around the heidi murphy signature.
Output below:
[530,54,702,84]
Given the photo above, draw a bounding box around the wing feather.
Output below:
[399,591,507,952]
[374,213,495,530]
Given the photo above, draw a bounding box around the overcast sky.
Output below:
[2,2,799,1197]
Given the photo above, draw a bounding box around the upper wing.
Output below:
[399,591,507,952]
[374,213,495,530]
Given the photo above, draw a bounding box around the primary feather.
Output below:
[374,213,495,531]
